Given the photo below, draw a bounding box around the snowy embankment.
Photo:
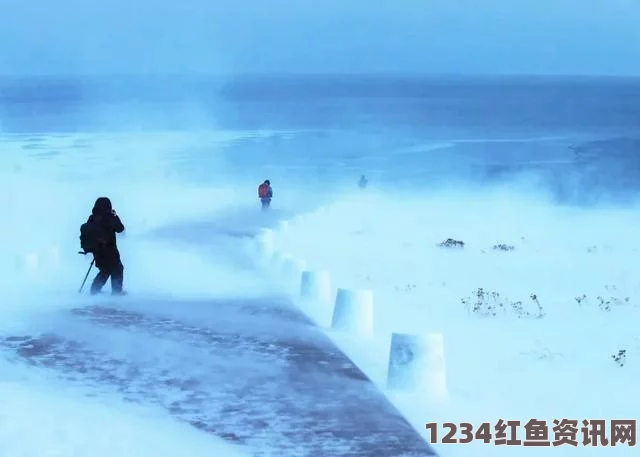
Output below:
[1,131,260,457]
[253,189,640,457]
[1,130,254,310]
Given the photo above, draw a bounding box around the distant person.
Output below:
[258,179,273,210]
[79,197,126,295]
[358,175,368,189]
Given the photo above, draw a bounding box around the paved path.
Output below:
[1,209,437,456]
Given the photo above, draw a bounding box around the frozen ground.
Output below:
[1,132,436,457]
[271,188,640,457]
[0,363,248,457]
[0,132,262,456]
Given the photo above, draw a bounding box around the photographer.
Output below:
[85,197,126,296]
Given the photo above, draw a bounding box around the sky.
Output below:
[0,0,639,77]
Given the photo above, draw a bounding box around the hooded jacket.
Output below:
[87,197,125,251]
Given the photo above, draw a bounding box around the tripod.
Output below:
[78,251,95,294]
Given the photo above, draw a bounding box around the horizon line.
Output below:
[0,72,639,81]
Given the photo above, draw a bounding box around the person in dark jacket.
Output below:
[87,197,126,296]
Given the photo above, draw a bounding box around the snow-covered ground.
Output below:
[0,359,248,457]
[5,129,639,456]
[1,132,266,457]
[269,188,640,457]
[1,130,272,299]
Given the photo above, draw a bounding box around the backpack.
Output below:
[79,219,106,253]
[258,183,269,198]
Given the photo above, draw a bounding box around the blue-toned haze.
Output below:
[1,2,640,457]
[0,0,639,76]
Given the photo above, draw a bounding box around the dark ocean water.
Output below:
[2,75,640,204]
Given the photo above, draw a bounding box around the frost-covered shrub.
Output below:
[575,289,630,312]
[439,238,464,249]
[462,288,544,318]
[612,349,627,367]
[394,283,417,293]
